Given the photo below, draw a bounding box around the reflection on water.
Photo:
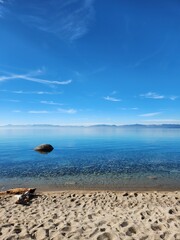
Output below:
[0,126,180,190]
[34,151,50,154]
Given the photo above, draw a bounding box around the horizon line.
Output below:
[1,123,180,128]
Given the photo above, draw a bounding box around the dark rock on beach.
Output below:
[34,144,54,153]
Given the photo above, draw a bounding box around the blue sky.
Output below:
[0,0,180,125]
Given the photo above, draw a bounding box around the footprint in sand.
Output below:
[13,226,22,234]
[126,226,136,236]
[120,221,128,227]
[169,208,176,214]
[151,223,162,231]
[97,232,112,240]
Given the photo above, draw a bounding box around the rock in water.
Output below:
[34,144,54,153]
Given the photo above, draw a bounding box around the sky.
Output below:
[0,0,180,126]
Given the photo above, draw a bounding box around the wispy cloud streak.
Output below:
[28,108,77,114]
[139,112,161,117]
[28,110,50,114]
[121,107,138,110]
[169,96,178,101]
[58,108,77,114]
[131,41,167,68]
[40,101,63,106]
[0,90,62,95]
[1,0,95,41]
[0,72,72,86]
[140,92,164,99]
[104,96,121,102]
[140,92,178,101]
[0,0,7,18]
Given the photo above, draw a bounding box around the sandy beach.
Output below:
[0,190,179,240]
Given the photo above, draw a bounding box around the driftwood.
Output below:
[0,188,36,195]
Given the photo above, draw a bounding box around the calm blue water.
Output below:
[0,126,180,191]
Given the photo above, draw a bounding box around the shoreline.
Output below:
[2,185,180,193]
[37,185,180,192]
[1,179,180,193]
[1,172,180,193]
[23,184,180,192]
[41,189,180,196]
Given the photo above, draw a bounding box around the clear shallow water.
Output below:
[0,126,180,191]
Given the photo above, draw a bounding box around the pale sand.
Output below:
[0,191,180,240]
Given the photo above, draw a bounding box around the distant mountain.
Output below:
[122,124,180,128]
[1,124,180,128]
[90,124,180,128]
[89,124,117,128]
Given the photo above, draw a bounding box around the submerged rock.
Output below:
[34,144,54,154]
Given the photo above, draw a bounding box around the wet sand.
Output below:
[0,190,180,240]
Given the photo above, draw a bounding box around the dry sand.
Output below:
[0,191,180,240]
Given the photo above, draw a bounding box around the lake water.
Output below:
[0,126,180,191]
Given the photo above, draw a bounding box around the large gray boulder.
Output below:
[34,144,54,153]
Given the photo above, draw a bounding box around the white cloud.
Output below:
[121,107,138,110]
[0,71,72,86]
[40,100,63,106]
[27,108,77,114]
[140,92,164,99]
[28,110,50,114]
[58,108,77,114]
[139,112,161,117]
[140,92,178,101]
[0,90,62,95]
[104,96,121,102]
[19,75,72,85]
[35,91,62,95]
[12,90,24,94]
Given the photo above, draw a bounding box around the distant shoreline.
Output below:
[1,123,180,128]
